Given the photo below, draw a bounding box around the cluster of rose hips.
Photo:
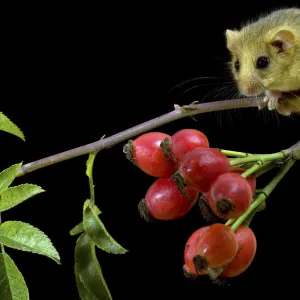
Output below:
[123,129,257,281]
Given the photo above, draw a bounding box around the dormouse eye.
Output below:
[256,56,270,69]
[234,59,240,71]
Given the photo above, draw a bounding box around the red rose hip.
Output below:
[230,167,256,194]
[183,227,209,276]
[123,132,176,177]
[207,172,253,219]
[193,223,238,272]
[222,225,257,277]
[171,129,209,162]
[138,177,198,221]
[173,147,231,193]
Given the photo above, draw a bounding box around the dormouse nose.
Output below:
[238,81,256,96]
[246,86,255,95]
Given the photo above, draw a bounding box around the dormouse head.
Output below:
[225,26,297,96]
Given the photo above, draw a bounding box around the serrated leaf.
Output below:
[70,201,102,236]
[75,262,99,300]
[75,233,112,300]
[0,184,45,212]
[83,203,128,254]
[0,163,22,193]
[0,112,25,141]
[0,221,60,264]
[0,252,29,300]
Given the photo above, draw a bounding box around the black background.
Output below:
[1,1,300,299]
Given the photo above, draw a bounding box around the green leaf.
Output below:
[0,184,45,212]
[75,262,99,300]
[0,221,60,264]
[70,201,102,236]
[70,223,85,237]
[0,163,22,193]
[0,112,25,141]
[75,233,112,300]
[83,202,128,254]
[0,252,29,300]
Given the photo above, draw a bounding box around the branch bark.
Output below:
[17,97,262,177]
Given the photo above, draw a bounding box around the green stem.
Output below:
[225,218,236,226]
[231,158,296,232]
[242,209,257,227]
[263,159,295,196]
[89,175,95,206]
[220,149,253,158]
[230,151,286,167]
[231,195,265,232]
[253,161,276,178]
[86,152,99,207]
[241,161,263,178]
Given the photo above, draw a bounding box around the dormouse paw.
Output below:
[267,96,279,111]
[262,91,282,111]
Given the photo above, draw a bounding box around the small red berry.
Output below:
[193,223,238,271]
[123,132,176,177]
[230,167,256,194]
[173,147,231,193]
[222,225,257,277]
[171,129,209,162]
[207,172,253,219]
[138,177,198,221]
[184,227,209,276]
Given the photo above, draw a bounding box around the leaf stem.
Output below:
[16,98,262,177]
[89,175,95,206]
[225,218,236,226]
[230,158,296,232]
[220,149,253,158]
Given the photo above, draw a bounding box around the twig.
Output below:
[17,97,262,177]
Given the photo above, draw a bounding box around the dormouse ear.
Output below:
[225,29,240,52]
[270,29,295,53]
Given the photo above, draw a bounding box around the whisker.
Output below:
[280,94,300,110]
[201,83,237,103]
[174,82,232,103]
[168,76,227,95]
[208,85,242,126]
[289,91,300,100]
